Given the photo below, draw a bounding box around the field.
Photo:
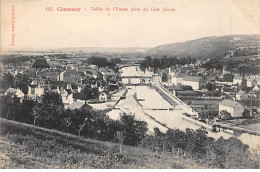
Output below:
[0,118,203,169]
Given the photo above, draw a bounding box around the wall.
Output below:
[154,83,198,116]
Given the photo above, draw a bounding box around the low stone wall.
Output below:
[182,115,213,131]
[154,86,177,106]
[154,83,198,116]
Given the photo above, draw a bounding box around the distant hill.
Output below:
[51,47,150,53]
[146,34,260,59]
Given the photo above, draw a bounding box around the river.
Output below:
[111,66,260,149]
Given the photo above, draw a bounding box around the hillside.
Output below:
[147,34,260,59]
[0,118,202,169]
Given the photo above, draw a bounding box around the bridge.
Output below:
[121,75,153,85]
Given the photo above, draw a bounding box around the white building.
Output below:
[60,89,74,108]
[247,78,257,88]
[99,91,108,102]
[256,78,260,85]
[171,73,187,85]
[235,90,248,101]
[60,70,82,83]
[27,85,44,99]
[5,88,25,98]
[219,99,244,118]
[182,76,206,90]
[252,85,260,92]
[233,74,243,85]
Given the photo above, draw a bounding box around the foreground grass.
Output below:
[0,118,203,169]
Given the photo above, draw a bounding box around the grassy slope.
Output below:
[0,118,203,169]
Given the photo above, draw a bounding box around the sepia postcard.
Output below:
[0,0,260,169]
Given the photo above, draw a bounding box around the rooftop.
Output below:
[219,99,241,108]
[183,76,203,82]
[236,90,246,95]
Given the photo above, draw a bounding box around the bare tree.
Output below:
[78,117,88,137]
[32,103,41,125]
[62,117,72,146]
[116,131,125,154]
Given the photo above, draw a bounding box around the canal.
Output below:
[112,66,260,149]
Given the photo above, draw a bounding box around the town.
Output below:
[1,45,260,135]
[1,37,260,169]
[1,0,260,168]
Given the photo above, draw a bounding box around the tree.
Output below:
[2,93,21,121]
[166,129,186,155]
[62,116,72,145]
[32,58,50,68]
[0,72,14,89]
[32,103,44,125]
[88,56,117,69]
[223,73,234,82]
[42,92,63,107]
[206,83,216,91]
[14,73,32,94]
[37,92,64,129]
[161,73,168,82]
[120,114,148,146]
[115,131,125,153]
[207,136,254,168]
[154,127,164,137]
[237,65,260,75]
[110,58,121,64]
[17,99,35,124]
[78,117,87,137]
[79,85,97,100]
[218,110,232,120]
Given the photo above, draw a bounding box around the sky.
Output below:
[1,0,260,50]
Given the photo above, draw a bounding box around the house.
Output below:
[60,70,82,83]
[44,56,51,62]
[47,86,61,94]
[197,68,207,75]
[99,91,109,102]
[90,65,98,72]
[206,76,217,84]
[144,68,153,76]
[36,69,61,81]
[168,67,177,84]
[252,85,260,92]
[24,69,36,79]
[27,84,44,99]
[180,66,192,73]
[235,90,248,101]
[182,76,206,90]
[79,64,98,75]
[100,68,115,81]
[233,74,243,85]
[45,69,61,81]
[171,73,187,85]
[5,88,25,98]
[67,100,92,111]
[219,99,244,118]
[60,89,74,108]
[255,78,260,85]
[247,78,257,88]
